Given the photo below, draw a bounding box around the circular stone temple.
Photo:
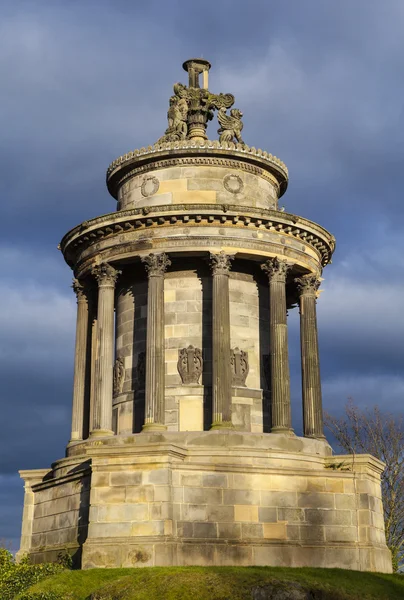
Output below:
[18,60,392,572]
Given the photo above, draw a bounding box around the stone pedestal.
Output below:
[18,432,392,573]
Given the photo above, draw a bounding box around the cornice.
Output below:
[60,205,335,269]
[106,141,289,199]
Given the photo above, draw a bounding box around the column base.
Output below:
[271,426,295,435]
[67,437,83,447]
[305,433,327,440]
[210,421,234,430]
[89,429,114,438]
[141,423,167,432]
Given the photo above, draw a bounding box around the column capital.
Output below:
[72,278,88,303]
[295,273,322,297]
[142,252,171,277]
[92,263,121,287]
[261,257,291,283]
[210,251,234,275]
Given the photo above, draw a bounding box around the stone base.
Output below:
[18,431,392,573]
[81,540,392,572]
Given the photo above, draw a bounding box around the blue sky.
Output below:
[1,0,403,550]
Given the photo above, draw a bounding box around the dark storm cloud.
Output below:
[1,0,403,547]
[0,476,24,550]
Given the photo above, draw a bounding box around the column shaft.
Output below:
[211,252,233,428]
[262,258,293,433]
[88,310,98,437]
[142,253,171,431]
[91,264,120,436]
[70,280,89,442]
[296,275,324,438]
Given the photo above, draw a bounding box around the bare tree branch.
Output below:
[324,399,404,572]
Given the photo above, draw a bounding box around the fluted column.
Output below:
[142,253,171,431]
[88,306,98,438]
[296,274,325,438]
[70,279,90,442]
[210,251,234,429]
[90,263,121,436]
[261,257,293,433]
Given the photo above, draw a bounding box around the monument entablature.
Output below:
[61,205,335,278]
[18,58,392,573]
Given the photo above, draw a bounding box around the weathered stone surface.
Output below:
[18,60,391,575]
[19,438,392,572]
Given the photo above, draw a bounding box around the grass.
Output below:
[22,566,404,600]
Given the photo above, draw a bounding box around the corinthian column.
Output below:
[90,263,121,436]
[210,251,234,429]
[296,274,325,439]
[70,279,90,442]
[141,253,171,431]
[261,257,293,433]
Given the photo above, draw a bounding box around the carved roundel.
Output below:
[223,173,243,194]
[141,176,160,197]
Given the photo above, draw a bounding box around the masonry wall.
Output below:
[19,439,392,572]
[113,264,271,434]
[79,449,391,572]
[26,472,90,565]
[164,269,206,431]
[229,273,270,432]
[117,165,279,212]
[114,278,148,434]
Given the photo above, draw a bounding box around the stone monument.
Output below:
[18,59,392,572]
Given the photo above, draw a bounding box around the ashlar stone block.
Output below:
[263,522,287,540]
[234,505,259,522]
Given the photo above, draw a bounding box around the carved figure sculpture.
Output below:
[167,97,187,138]
[177,346,203,384]
[157,67,239,144]
[217,107,244,144]
[158,84,189,143]
[231,347,249,386]
[113,357,125,396]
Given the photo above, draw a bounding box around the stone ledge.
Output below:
[64,430,332,459]
[60,204,335,271]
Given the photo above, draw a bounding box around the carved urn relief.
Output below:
[177,345,203,384]
[230,347,249,386]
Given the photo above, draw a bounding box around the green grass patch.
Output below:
[23,566,404,600]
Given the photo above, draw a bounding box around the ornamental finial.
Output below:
[182,58,211,89]
[158,59,244,145]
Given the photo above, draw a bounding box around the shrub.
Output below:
[0,547,67,600]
